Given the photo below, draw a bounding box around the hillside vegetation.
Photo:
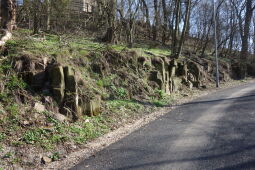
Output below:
[0,28,242,168]
[1,0,255,168]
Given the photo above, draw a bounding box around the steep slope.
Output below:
[0,29,236,169]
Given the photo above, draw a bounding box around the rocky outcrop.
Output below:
[49,65,101,120]
[150,57,171,94]
[62,66,81,120]
[187,61,203,87]
[49,65,65,104]
[79,95,101,117]
[138,56,151,70]
[13,55,102,121]
[12,48,232,122]
[146,55,211,93]
[170,77,182,92]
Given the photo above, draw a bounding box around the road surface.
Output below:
[71,82,255,170]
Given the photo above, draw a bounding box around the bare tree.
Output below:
[232,0,255,78]
[176,0,191,57]
[152,0,160,41]
[140,0,151,39]
[161,0,168,45]
[172,0,191,59]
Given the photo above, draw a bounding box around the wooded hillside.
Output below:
[0,0,255,169]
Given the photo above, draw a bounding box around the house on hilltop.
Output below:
[1,0,96,13]
[70,0,95,13]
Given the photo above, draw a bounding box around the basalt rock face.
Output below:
[147,55,210,94]
[49,65,65,104]
[150,58,165,91]
[12,49,232,122]
[150,57,171,95]
[62,66,80,120]
[79,95,101,117]
[48,65,102,120]
[14,54,48,90]
[13,55,102,121]
[187,61,204,88]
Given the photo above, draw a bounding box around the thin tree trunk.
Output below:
[172,0,181,57]
[253,17,255,57]
[152,0,159,41]
[162,0,168,45]
[102,0,117,43]
[176,0,191,58]
[240,0,254,78]
[32,0,40,34]
[140,0,151,39]
[46,0,51,31]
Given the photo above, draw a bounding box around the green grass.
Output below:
[9,29,102,59]
[9,29,171,65]
[19,114,110,148]
[23,128,48,144]
[104,100,145,124]
[111,44,127,51]
[3,152,13,159]
[69,116,110,144]
[111,42,171,57]
[111,86,128,99]
[0,133,6,142]
[106,100,143,113]
[150,89,181,107]
[50,152,60,161]
[6,75,27,90]
[151,99,166,107]
[145,48,171,56]
[5,104,19,121]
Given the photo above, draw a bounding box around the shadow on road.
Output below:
[132,94,255,108]
[181,94,255,106]
[112,89,255,170]
[214,160,255,170]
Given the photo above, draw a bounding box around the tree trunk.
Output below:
[240,0,254,78]
[32,0,41,34]
[46,0,51,31]
[152,0,159,41]
[172,0,181,57]
[162,0,168,45]
[140,0,151,39]
[0,0,16,46]
[0,0,16,31]
[253,16,255,57]
[176,0,191,58]
[102,0,117,43]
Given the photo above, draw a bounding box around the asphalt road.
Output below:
[71,82,255,170]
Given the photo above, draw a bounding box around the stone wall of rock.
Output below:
[14,56,102,121]
[48,65,101,121]
[13,50,232,122]
[147,56,209,94]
